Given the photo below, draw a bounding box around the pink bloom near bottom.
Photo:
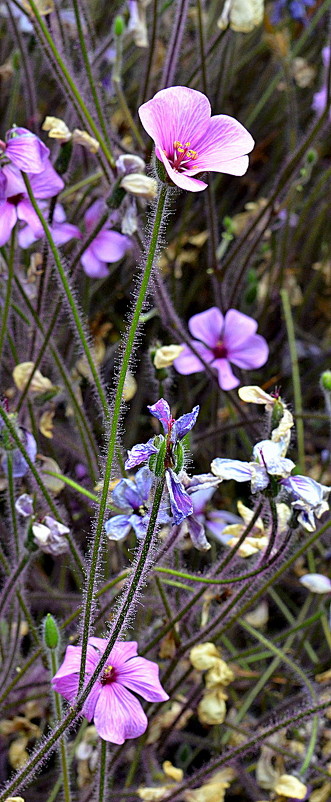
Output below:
[52,637,169,743]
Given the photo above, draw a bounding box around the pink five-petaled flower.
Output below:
[173,307,269,390]
[81,199,131,278]
[138,86,254,192]
[52,637,169,743]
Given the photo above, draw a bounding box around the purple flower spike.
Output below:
[52,637,169,744]
[139,86,254,192]
[174,307,269,390]
[4,127,49,173]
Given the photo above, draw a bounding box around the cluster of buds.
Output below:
[189,642,234,726]
[15,494,70,555]
[116,153,157,199]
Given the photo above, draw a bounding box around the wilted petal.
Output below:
[186,513,211,551]
[15,493,34,516]
[94,683,148,743]
[166,468,193,524]
[211,457,253,482]
[125,437,158,469]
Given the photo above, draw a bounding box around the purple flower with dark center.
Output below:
[1,126,50,173]
[18,201,82,248]
[138,86,254,192]
[105,465,169,540]
[80,199,131,278]
[173,307,269,390]
[52,637,169,743]
[0,161,64,247]
[125,398,199,525]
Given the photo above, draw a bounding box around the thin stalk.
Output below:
[98,739,107,802]
[22,173,109,422]
[78,184,169,687]
[0,229,15,366]
[72,0,111,147]
[6,453,19,559]
[50,650,72,802]
[281,289,305,472]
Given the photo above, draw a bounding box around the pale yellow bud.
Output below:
[4,798,25,802]
[205,659,234,688]
[154,345,184,369]
[120,173,158,199]
[197,688,227,725]
[183,769,234,802]
[190,643,221,671]
[39,410,55,439]
[42,116,71,141]
[13,362,54,394]
[137,789,169,801]
[123,371,137,401]
[238,386,275,407]
[217,0,264,33]
[21,0,54,16]
[72,129,100,153]
[162,761,183,782]
[274,774,307,799]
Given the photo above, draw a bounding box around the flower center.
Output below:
[7,193,24,206]
[100,664,114,685]
[212,340,228,360]
[169,140,198,172]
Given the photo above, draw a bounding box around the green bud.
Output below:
[154,439,167,477]
[113,15,125,36]
[43,613,59,650]
[306,148,317,165]
[54,140,73,175]
[271,398,284,429]
[321,370,331,392]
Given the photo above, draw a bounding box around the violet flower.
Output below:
[125,398,199,525]
[80,199,131,278]
[138,86,254,192]
[1,126,50,173]
[0,161,64,247]
[18,201,81,248]
[52,637,169,743]
[105,465,169,541]
[173,307,269,390]
[272,0,314,23]
[0,416,37,478]
[211,439,295,493]
[281,475,330,532]
[176,474,236,551]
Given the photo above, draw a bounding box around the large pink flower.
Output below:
[173,307,269,390]
[138,86,254,192]
[52,637,169,744]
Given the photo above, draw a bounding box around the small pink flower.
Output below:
[138,86,254,192]
[52,637,169,743]
[173,307,269,390]
[81,199,131,278]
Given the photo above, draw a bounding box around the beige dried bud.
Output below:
[121,173,158,199]
[190,643,221,671]
[217,0,264,33]
[72,129,100,153]
[0,59,14,81]
[137,789,169,801]
[21,0,54,15]
[154,345,184,369]
[184,768,235,802]
[123,371,137,401]
[162,761,183,782]
[4,797,25,802]
[197,688,227,725]
[205,659,234,689]
[13,362,54,394]
[42,116,71,141]
[244,600,269,628]
[274,774,307,799]
[238,385,275,408]
[37,455,65,494]
[39,410,55,439]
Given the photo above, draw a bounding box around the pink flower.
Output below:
[1,126,50,173]
[81,199,131,278]
[52,637,169,743]
[18,202,82,248]
[0,161,64,247]
[173,307,269,390]
[138,86,254,192]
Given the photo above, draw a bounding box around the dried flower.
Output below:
[120,173,158,198]
[274,774,307,799]
[197,688,228,725]
[72,129,100,153]
[13,362,54,394]
[217,0,264,33]
[154,345,184,369]
[32,516,70,555]
[42,116,71,141]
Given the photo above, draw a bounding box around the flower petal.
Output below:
[105,515,132,541]
[17,199,44,238]
[188,307,224,347]
[125,437,158,470]
[166,468,193,524]
[211,458,253,482]
[214,358,239,390]
[229,334,269,369]
[115,655,169,701]
[108,641,139,666]
[223,309,257,350]
[6,127,50,173]
[147,398,172,432]
[52,222,82,245]
[157,150,208,191]
[90,230,130,263]
[186,514,211,551]
[0,202,17,246]
[173,341,213,375]
[81,246,109,278]
[29,160,64,197]
[172,405,199,441]
[191,114,254,173]
[139,86,211,159]
[93,682,148,743]
[135,465,154,499]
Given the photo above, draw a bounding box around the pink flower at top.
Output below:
[1,126,50,173]
[173,307,269,390]
[52,637,169,744]
[138,86,254,192]
[81,199,131,278]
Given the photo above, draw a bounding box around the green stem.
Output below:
[98,739,107,802]
[21,173,109,422]
[281,288,305,472]
[50,650,72,802]
[78,184,169,687]
[6,453,19,559]
[72,0,110,147]
[0,229,15,366]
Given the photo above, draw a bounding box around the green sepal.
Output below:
[174,442,184,474]
[154,439,166,477]
[271,398,284,430]
[43,613,59,650]
[54,140,73,175]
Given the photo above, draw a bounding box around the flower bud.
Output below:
[197,688,227,725]
[190,642,221,671]
[43,613,59,649]
[299,573,331,594]
[274,774,307,799]
[162,761,183,782]
[154,345,184,370]
[42,116,71,141]
[113,15,125,36]
[321,370,331,392]
[116,154,145,175]
[120,173,158,199]
[13,362,54,394]
[72,129,99,153]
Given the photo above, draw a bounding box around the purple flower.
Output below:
[272,0,314,23]
[52,637,169,743]
[18,201,82,248]
[212,439,295,493]
[105,466,169,540]
[138,86,254,192]
[1,126,50,173]
[173,307,269,390]
[15,493,34,517]
[281,475,330,531]
[80,199,131,278]
[0,421,37,478]
[177,474,227,551]
[0,161,64,247]
[125,399,199,525]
